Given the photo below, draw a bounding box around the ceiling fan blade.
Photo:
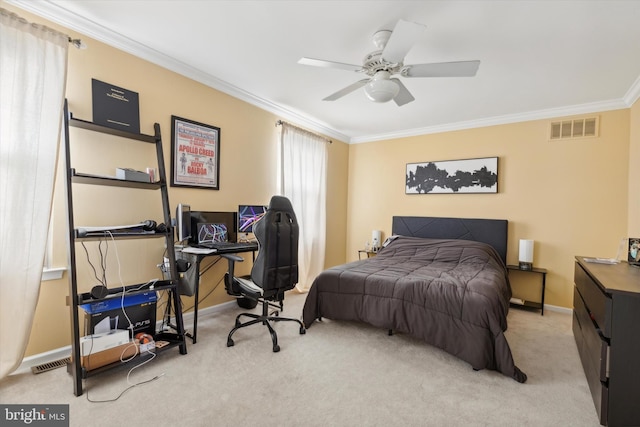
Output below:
[323,79,369,101]
[381,19,426,64]
[391,78,415,106]
[298,57,364,73]
[403,60,481,78]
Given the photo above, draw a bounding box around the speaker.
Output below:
[90,285,109,299]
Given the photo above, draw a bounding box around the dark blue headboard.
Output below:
[392,216,508,264]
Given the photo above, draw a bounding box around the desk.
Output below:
[178,243,258,343]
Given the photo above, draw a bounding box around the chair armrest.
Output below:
[220,254,244,263]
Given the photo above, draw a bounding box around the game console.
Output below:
[80,330,130,356]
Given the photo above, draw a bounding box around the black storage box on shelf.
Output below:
[91,78,140,133]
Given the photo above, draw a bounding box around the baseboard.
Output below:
[13,346,73,375]
[543,303,573,315]
[180,299,237,335]
[12,298,239,376]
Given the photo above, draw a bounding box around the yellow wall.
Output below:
[346,111,631,308]
[6,3,349,357]
[6,2,636,359]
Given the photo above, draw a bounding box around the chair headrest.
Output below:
[268,195,294,212]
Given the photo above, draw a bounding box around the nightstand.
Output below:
[506,265,547,315]
[358,250,377,260]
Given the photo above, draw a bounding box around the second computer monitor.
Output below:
[238,205,267,234]
[176,203,191,243]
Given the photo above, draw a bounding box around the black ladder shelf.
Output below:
[63,100,187,396]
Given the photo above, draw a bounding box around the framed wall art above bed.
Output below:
[405,156,498,194]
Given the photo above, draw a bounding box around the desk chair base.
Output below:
[227,299,305,352]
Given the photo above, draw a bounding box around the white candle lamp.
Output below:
[371,230,382,252]
[518,239,534,270]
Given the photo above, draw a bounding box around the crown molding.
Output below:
[623,75,640,107]
[7,0,638,146]
[350,98,629,144]
[5,0,350,144]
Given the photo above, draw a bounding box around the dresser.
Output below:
[572,257,640,426]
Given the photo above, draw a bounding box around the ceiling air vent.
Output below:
[550,117,598,140]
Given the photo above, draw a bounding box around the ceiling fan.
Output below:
[298,19,480,106]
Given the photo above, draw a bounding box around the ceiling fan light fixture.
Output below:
[300,19,478,107]
[364,71,399,103]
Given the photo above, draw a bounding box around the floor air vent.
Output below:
[550,117,598,140]
[31,357,71,374]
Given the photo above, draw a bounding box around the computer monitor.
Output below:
[189,211,237,244]
[238,205,267,234]
[176,203,191,243]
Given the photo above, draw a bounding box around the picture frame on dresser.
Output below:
[628,237,639,266]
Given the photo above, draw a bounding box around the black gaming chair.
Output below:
[222,195,305,352]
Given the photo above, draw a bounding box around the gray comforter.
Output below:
[302,236,527,383]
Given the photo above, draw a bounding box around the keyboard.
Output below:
[196,241,257,251]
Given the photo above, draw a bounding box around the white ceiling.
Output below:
[9,0,640,143]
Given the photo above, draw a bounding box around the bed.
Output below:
[302,216,527,383]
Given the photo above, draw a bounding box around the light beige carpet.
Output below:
[0,292,599,427]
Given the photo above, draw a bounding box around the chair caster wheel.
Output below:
[227,338,234,347]
[300,327,306,335]
[273,345,280,352]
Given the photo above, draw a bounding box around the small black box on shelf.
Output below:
[92,78,140,133]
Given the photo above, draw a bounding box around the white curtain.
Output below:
[0,8,69,379]
[279,123,328,292]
